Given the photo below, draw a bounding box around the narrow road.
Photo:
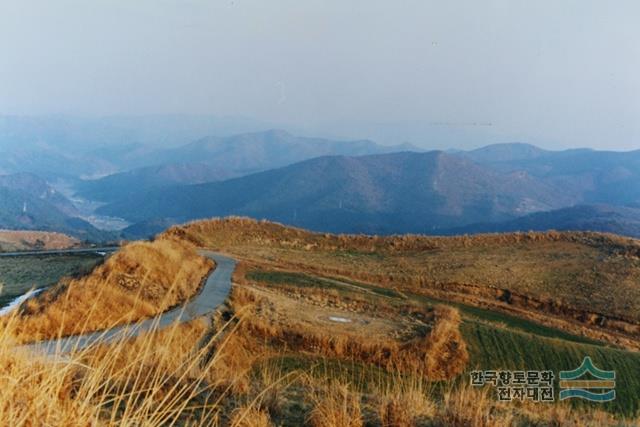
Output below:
[21,251,236,355]
[0,247,119,258]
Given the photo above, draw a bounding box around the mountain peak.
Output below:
[262,129,292,138]
[466,142,548,163]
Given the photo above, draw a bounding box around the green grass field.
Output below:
[462,321,640,416]
[248,268,601,345]
[406,292,604,346]
[247,269,403,299]
[246,270,345,291]
[247,267,640,416]
[0,254,104,307]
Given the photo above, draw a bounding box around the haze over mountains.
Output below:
[76,130,415,202]
[446,204,640,237]
[2,119,640,240]
[0,115,269,178]
[0,173,106,240]
[100,137,640,238]
[101,151,575,235]
[464,143,640,206]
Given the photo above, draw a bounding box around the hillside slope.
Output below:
[145,129,416,172]
[0,173,107,240]
[462,144,640,207]
[6,217,640,423]
[0,173,78,216]
[101,151,573,235]
[75,163,229,203]
[77,129,417,202]
[0,114,269,177]
[165,217,640,349]
[446,204,640,237]
[0,230,79,252]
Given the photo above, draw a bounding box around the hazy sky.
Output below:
[1,1,638,150]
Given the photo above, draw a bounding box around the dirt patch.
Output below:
[229,283,467,380]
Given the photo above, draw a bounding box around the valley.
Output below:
[4,127,640,241]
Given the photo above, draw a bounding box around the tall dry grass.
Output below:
[165,216,640,256]
[9,237,213,342]
[424,305,469,380]
[1,295,635,426]
[375,372,436,426]
[229,406,273,427]
[164,217,640,350]
[0,310,232,425]
[232,286,467,381]
[308,380,363,427]
[435,381,635,427]
[303,370,635,427]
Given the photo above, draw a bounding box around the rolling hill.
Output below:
[142,129,417,171]
[74,163,230,203]
[0,230,79,252]
[0,173,110,241]
[76,129,418,202]
[101,151,574,235]
[445,204,640,237]
[0,173,78,216]
[461,144,640,207]
[92,142,640,239]
[0,114,269,177]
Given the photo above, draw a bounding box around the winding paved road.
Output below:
[20,251,236,355]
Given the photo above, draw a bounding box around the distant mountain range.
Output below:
[0,173,110,241]
[444,204,640,238]
[0,115,270,178]
[463,143,640,206]
[76,130,418,202]
[104,140,640,238]
[102,150,575,235]
[3,124,640,240]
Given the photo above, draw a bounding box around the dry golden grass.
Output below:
[165,215,640,255]
[434,381,634,427]
[165,217,640,348]
[0,297,300,426]
[0,229,79,251]
[302,367,638,427]
[0,311,227,425]
[229,406,273,427]
[9,236,213,342]
[424,305,469,380]
[3,220,637,425]
[0,290,634,426]
[308,381,363,427]
[375,374,436,426]
[229,285,467,381]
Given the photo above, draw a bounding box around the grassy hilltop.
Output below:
[0,217,638,425]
